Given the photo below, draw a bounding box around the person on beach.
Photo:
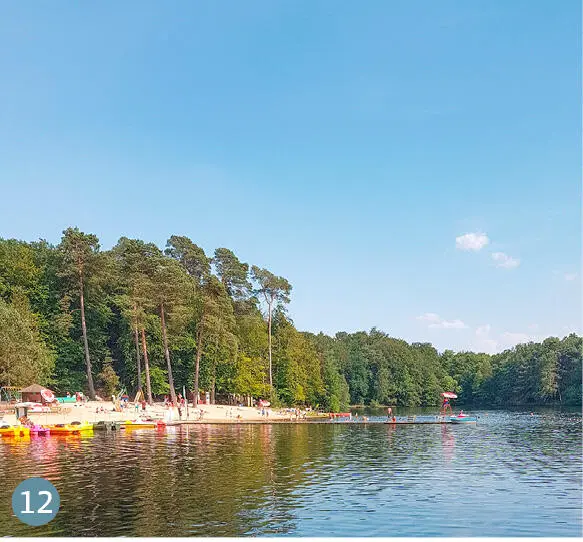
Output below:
[387,406,392,418]
[141,400,147,411]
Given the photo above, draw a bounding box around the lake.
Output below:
[0,409,581,537]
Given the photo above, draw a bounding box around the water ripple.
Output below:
[0,410,580,536]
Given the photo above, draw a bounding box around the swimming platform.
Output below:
[91,415,476,429]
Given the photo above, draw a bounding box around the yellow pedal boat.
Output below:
[48,421,94,434]
[0,425,31,437]
[122,420,166,429]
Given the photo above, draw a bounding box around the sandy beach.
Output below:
[1,400,312,426]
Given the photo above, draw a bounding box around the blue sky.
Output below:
[0,1,580,353]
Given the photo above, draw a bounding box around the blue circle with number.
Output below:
[12,478,60,526]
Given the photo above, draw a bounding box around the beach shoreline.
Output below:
[1,400,325,426]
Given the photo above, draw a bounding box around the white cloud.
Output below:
[564,273,578,281]
[475,324,491,337]
[491,252,520,269]
[480,339,498,352]
[455,232,489,251]
[500,332,533,347]
[471,325,535,354]
[472,324,498,353]
[417,313,468,330]
[417,313,440,323]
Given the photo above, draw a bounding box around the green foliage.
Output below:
[232,354,265,398]
[251,266,292,306]
[273,317,325,406]
[1,228,580,410]
[251,265,292,396]
[165,235,210,285]
[0,296,55,387]
[98,356,120,397]
[149,366,171,396]
[480,335,582,407]
[0,239,41,302]
[57,227,108,398]
[213,248,251,300]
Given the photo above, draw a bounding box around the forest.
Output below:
[0,228,581,410]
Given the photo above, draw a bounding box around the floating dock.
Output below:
[383,416,477,425]
[383,416,453,425]
[85,415,478,430]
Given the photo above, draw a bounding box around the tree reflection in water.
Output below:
[0,413,580,537]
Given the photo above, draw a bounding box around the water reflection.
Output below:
[0,411,580,537]
[441,424,455,463]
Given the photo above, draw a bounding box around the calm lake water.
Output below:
[0,409,581,537]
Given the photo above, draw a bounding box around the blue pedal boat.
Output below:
[449,413,477,424]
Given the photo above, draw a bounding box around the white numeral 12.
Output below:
[20,491,53,514]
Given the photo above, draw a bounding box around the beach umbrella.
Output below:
[441,392,458,399]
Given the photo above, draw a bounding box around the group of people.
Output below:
[161,394,210,421]
[225,408,240,419]
[133,400,148,413]
[384,397,458,421]
[163,394,188,418]
[65,391,88,403]
[288,408,306,421]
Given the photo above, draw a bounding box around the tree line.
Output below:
[0,228,580,409]
[308,329,581,407]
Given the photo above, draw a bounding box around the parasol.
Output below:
[441,392,458,399]
[41,388,56,403]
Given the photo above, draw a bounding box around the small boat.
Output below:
[0,425,31,437]
[449,413,477,424]
[122,420,166,429]
[48,421,94,434]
